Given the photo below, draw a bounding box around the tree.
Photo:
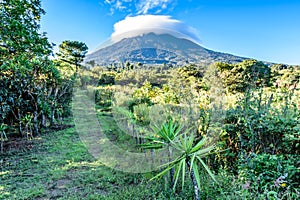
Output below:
[98,72,116,86]
[50,41,88,121]
[0,0,52,59]
[213,60,270,93]
[178,64,204,79]
[56,40,88,75]
[0,0,55,136]
[0,0,74,140]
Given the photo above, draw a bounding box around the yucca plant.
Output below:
[152,134,218,200]
[142,118,182,186]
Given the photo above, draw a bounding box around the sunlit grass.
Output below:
[0,171,9,176]
[0,117,183,199]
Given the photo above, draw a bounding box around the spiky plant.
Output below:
[142,118,182,186]
[152,134,218,200]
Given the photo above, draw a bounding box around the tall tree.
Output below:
[56,40,88,75]
[0,0,52,59]
[0,0,74,139]
[0,0,56,137]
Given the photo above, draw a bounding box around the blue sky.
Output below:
[41,0,300,65]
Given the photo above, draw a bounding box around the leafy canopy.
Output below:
[56,40,88,71]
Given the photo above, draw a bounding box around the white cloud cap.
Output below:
[111,15,201,44]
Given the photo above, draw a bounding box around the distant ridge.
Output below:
[85,32,248,66]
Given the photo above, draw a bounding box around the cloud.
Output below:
[137,0,172,14]
[105,0,130,14]
[110,15,200,44]
[115,1,126,10]
[104,0,174,14]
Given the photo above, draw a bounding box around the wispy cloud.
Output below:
[104,0,174,14]
[137,0,172,14]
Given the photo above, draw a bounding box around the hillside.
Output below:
[85,33,248,66]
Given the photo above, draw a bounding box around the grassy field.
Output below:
[0,116,194,200]
[2,89,298,199]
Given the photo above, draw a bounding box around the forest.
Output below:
[1,0,300,199]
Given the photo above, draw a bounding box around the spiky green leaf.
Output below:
[198,157,218,184]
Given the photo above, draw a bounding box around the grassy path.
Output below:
[72,89,160,173]
[0,89,187,199]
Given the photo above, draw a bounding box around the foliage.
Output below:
[95,86,114,108]
[56,40,88,74]
[216,88,300,171]
[1,0,51,137]
[143,118,182,150]
[0,0,80,146]
[177,64,204,79]
[0,0,52,58]
[133,103,150,125]
[213,60,271,93]
[152,134,217,200]
[133,80,159,100]
[98,72,116,86]
[271,64,300,90]
[238,153,300,194]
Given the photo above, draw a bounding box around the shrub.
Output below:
[95,86,114,107]
[238,153,300,198]
[98,73,115,86]
[215,89,300,171]
[133,104,150,126]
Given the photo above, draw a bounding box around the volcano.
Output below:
[85,32,248,66]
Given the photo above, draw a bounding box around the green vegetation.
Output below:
[1,121,184,199]
[1,0,299,199]
[0,0,83,142]
[87,61,299,199]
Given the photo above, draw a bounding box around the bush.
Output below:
[128,97,152,112]
[215,89,300,171]
[133,104,150,126]
[95,86,114,107]
[98,73,115,86]
[237,153,300,198]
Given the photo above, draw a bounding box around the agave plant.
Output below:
[142,118,182,186]
[151,134,218,200]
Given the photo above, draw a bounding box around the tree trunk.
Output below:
[132,123,138,144]
[1,131,4,153]
[150,148,154,169]
[33,110,39,136]
[187,161,200,200]
[168,146,175,187]
[18,111,23,137]
[50,106,55,126]
[50,88,59,126]
[41,114,46,127]
[27,91,39,135]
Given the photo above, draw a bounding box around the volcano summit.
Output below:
[85,32,247,66]
[85,15,248,66]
